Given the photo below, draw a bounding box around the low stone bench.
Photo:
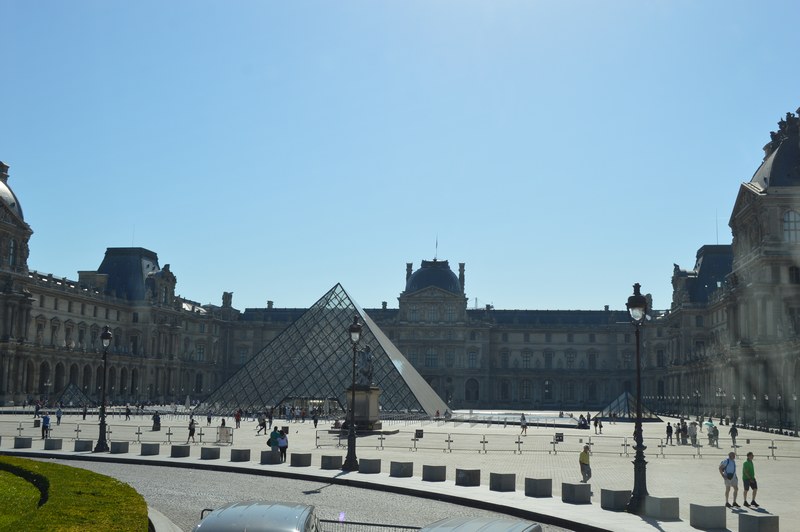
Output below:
[141,443,160,456]
[644,496,679,520]
[171,444,191,458]
[600,489,631,512]
[230,449,251,462]
[261,449,282,465]
[290,453,312,467]
[74,440,93,452]
[525,478,552,498]
[200,447,220,460]
[390,461,414,478]
[359,458,381,474]
[423,465,446,482]
[455,468,481,487]
[689,504,726,529]
[44,438,63,451]
[110,441,129,454]
[739,513,779,532]
[561,482,591,504]
[320,455,342,470]
[489,472,516,492]
[14,437,32,449]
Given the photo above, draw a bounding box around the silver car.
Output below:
[192,501,321,532]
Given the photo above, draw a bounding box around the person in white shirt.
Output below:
[719,451,740,508]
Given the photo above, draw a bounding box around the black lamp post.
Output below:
[626,283,648,515]
[93,326,113,453]
[342,317,362,471]
[778,393,783,432]
[716,388,726,419]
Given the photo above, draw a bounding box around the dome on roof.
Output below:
[0,175,25,220]
[405,259,462,295]
[751,110,800,189]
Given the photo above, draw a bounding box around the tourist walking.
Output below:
[187,417,196,443]
[742,452,759,507]
[729,424,739,447]
[125,405,131,420]
[312,409,319,429]
[666,422,673,445]
[206,411,212,426]
[55,407,62,426]
[719,451,740,508]
[594,417,599,434]
[579,445,592,483]
[520,414,527,435]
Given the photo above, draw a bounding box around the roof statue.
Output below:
[198,283,448,417]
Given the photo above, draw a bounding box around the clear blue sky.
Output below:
[2,1,798,312]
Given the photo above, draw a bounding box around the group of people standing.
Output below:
[267,425,290,461]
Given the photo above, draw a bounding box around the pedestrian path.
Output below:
[0,411,793,531]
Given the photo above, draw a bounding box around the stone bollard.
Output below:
[320,455,343,470]
[74,440,93,452]
[389,461,414,478]
[455,469,481,487]
[689,504,726,529]
[44,438,63,451]
[171,444,191,458]
[738,513,779,532]
[489,472,516,492]
[600,489,631,511]
[524,478,552,498]
[561,482,591,504]
[14,437,32,449]
[423,465,447,482]
[261,449,282,465]
[230,449,251,462]
[358,458,381,474]
[290,453,312,467]
[200,447,220,460]
[110,441,129,454]
[141,443,160,456]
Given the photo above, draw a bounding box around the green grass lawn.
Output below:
[0,456,149,532]
[0,469,40,530]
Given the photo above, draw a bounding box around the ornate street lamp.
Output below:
[625,283,648,515]
[342,317,362,471]
[777,393,783,432]
[93,326,113,453]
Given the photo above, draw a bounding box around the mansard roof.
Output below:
[749,109,800,190]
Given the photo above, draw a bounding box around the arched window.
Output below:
[784,210,800,242]
[8,238,17,268]
[543,379,553,400]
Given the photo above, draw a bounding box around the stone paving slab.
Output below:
[0,412,793,531]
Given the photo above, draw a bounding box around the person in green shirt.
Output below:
[742,452,759,508]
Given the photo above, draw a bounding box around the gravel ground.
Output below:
[45,459,573,531]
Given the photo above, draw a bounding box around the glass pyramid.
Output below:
[594,391,661,422]
[199,284,448,418]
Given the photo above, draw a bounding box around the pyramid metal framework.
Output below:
[594,391,661,422]
[198,284,448,417]
[54,382,95,408]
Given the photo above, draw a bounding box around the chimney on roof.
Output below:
[458,263,465,292]
[0,162,8,184]
[604,305,609,311]
[382,301,387,310]
[267,300,273,309]
[406,263,413,281]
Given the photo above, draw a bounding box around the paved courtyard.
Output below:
[0,409,794,531]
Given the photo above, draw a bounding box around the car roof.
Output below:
[420,516,542,532]
[192,500,315,532]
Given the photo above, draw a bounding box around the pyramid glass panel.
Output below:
[199,284,448,417]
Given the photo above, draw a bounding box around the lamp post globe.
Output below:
[93,326,113,453]
[342,317,362,471]
[625,283,648,514]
